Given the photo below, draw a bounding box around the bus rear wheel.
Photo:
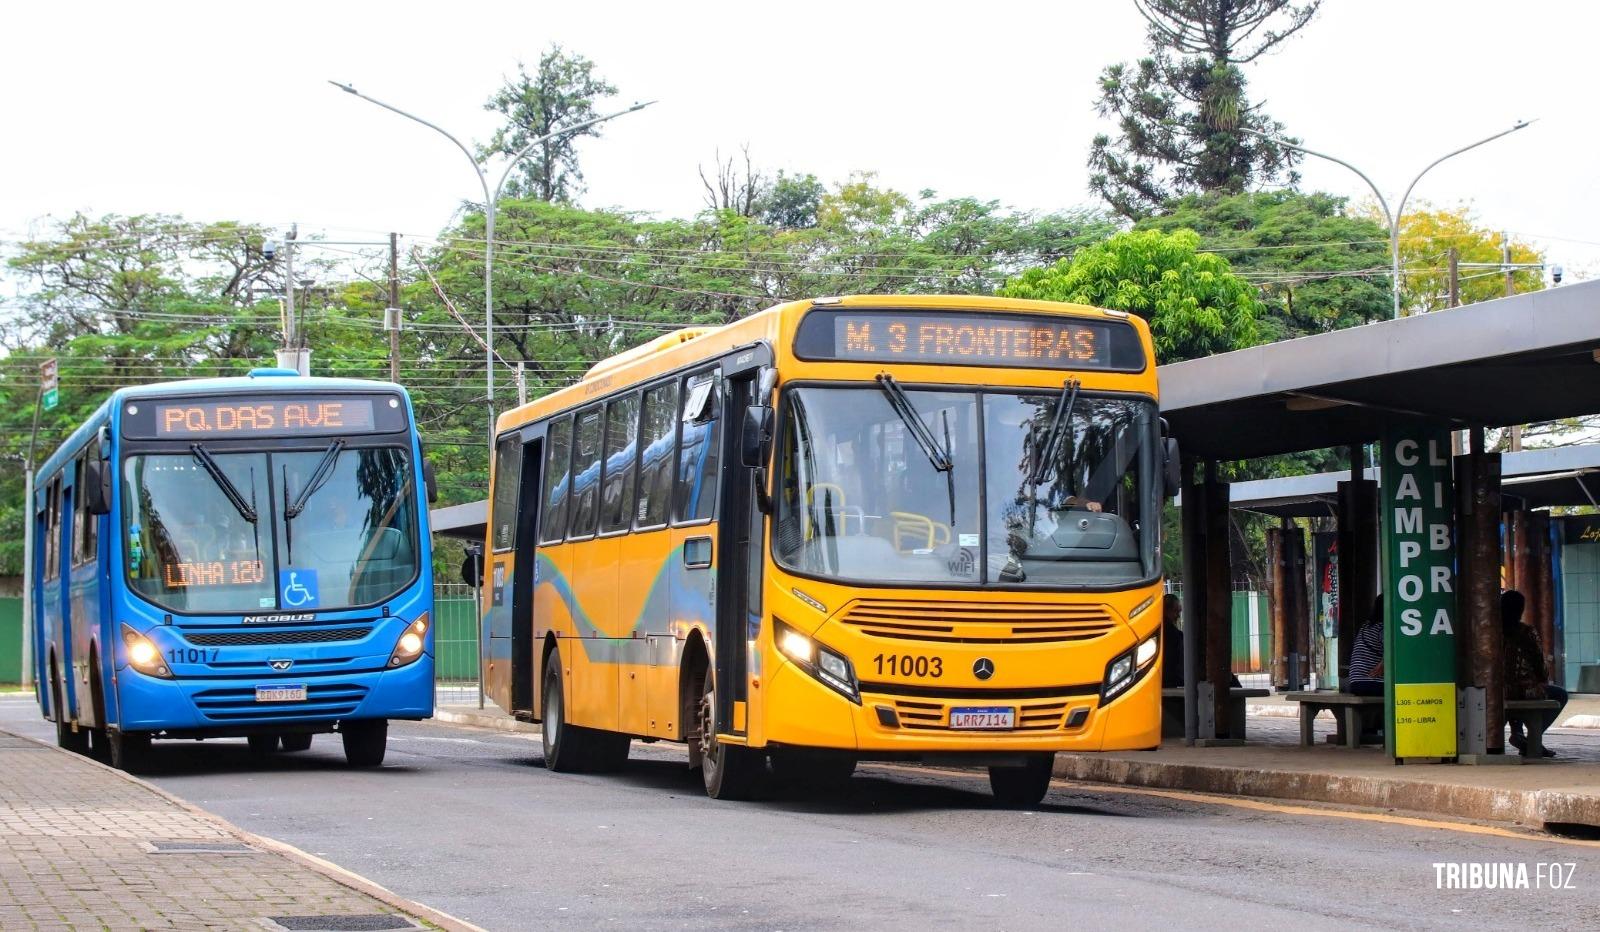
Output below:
[697,675,765,800]
[988,753,1055,808]
[279,734,313,752]
[342,720,388,767]
[52,667,89,756]
[542,662,629,773]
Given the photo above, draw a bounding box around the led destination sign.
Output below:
[123,394,403,439]
[794,310,1145,371]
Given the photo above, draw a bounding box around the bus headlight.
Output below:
[122,625,172,679]
[774,618,859,704]
[388,613,430,668]
[1102,634,1158,703]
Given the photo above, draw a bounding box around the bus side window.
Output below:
[599,392,640,534]
[540,417,573,544]
[490,435,522,552]
[569,408,603,539]
[635,381,678,529]
[43,478,60,582]
[674,371,721,523]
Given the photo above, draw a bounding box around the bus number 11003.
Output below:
[872,654,943,678]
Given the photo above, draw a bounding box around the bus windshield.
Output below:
[774,386,1158,588]
[123,446,419,613]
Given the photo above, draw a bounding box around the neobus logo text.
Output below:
[244,613,315,624]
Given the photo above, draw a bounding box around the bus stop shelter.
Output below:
[1160,279,1600,757]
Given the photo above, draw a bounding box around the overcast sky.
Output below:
[3,0,1596,280]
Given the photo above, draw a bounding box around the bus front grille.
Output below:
[190,683,370,721]
[839,600,1118,644]
[183,627,374,647]
[888,698,1080,732]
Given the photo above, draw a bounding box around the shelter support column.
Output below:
[1529,511,1557,679]
[1203,466,1234,739]
[1268,525,1286,689]
[1180,458,1204,745]
[1285,524,1309,690]
[1336,467,1378,686]
[1456,445,1504,754]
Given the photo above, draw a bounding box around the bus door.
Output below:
[33,480,56,715]
[711,346,773,741]
[484,434,523,712]
[57,476,80,720]
[507,432,543,716]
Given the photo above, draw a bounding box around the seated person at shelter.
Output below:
[1502,589,1568,758]
[1346,596,1384,697]
[1161,598,1184,689]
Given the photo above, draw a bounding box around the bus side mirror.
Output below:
[1163,437,1181,499]
[460,545,483,589]
[741,405,774,468]
[85,460,111,516]
[423,458,438,504]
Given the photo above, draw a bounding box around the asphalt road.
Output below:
[3,696,1597,931]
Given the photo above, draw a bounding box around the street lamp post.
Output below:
[1243,121,1532,318]
[330,81,655,447]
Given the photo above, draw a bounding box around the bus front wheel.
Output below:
[988,754,1055,808]
[106,730,151,773]
[342,720,387,767]
[697,675,765,801]
[279,734,313,752]
[542,662,629,773]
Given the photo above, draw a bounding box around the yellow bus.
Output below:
[480,295,1175,804]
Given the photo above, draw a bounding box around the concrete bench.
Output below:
[1161,687,1271,739]
[1287,691,1562,755]
[1505,698,1562,758]
[1284,691,1383,748]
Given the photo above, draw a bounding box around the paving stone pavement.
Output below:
[0,729,421,931]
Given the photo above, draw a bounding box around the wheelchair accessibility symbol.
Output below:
[278,570,319,609]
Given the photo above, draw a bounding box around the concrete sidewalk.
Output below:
[0,727,478,931]
[437,701,1600,833]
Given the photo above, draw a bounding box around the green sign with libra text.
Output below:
[1379,430,1458,760]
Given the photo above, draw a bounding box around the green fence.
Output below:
[1230,590,1270,675]
[0,597,21,685]
[434,589,480,683]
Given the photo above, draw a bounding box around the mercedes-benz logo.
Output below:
[269,659,294,671]
[972,657,995,680]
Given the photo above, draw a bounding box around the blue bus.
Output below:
[30,370,436,770]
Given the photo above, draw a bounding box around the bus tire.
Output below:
[52,663,89,756]
[697,674,765,800]
[106,729,151,773]
[988,753,1055,808]
[279,734,313,752]
[342,720,387,767]
[542,662,629,772]
[770,749,856,791]
[247,734,281,755]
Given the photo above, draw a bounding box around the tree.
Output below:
[1368,202,1544,315]
[999,228,1261,363]
[481,45,618,202]
[757,172,825,230]
[1139,190,1390,341]
[1088,1,1320,219]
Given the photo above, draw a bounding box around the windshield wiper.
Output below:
[284,439,345,520]
[1028,377,1081,488]
[190,443,258,524]
[876,373,957,534]
[876,374,952,472]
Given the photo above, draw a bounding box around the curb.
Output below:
[0,727,486,932]
[435,707,540,735]
[1051,752,1600,832]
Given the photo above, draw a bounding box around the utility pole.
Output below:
[388,233,402,384]
[1504,233,1522,452]
[275,224,309,375]
[1448,247,1460,308]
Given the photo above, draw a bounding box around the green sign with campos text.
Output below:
[1380,430,1457,760]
